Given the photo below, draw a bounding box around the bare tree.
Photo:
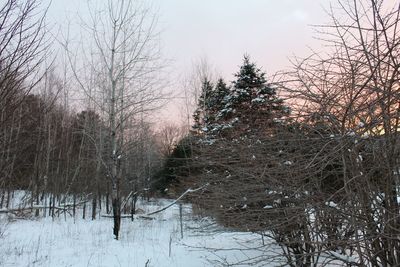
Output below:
[265,0,400,265]
[0,0,48,208]
[180,57,217,131]
[0,0,48,126]
[66,0,163,239]
[157,123,186,157]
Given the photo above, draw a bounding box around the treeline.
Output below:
[159,1,400,266]
[0,79,163,214]
[0,0,168,237]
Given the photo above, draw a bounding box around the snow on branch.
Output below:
[328,251,359,265]
[101,183,209,219]
[146,183,209,216]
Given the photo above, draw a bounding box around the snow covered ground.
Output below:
[0,199,284,267]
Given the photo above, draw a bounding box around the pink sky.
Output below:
[157,0,328,77]
[156,0,330,124]
[47,0,330,125]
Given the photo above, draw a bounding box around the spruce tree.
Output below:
[193,78,214,132]
[217,55,288,135]
[212,78,230,113]
[232,55,279,110]
[192,56,289,137]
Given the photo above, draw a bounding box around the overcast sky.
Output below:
[46,0,330,123]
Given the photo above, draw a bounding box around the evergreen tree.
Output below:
[193,78,214,132]
[192,55,289,137]
[192,77,231,135]
[212,78,230,114]
[232,55,281,112]
[216,55,288,134]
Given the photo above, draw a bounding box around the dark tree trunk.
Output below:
[0,189,4,209]
[82,202,86,220]
[6,188,11,208]
[92,194,97,220]
[49,193,52,216]
[98,187,102,211]
[112,191,121,240]
[106,190,110,214]
[73,194,76,218]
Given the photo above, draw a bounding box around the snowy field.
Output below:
[0,198,284,267]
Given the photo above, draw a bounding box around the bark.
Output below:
[112,184,121,240]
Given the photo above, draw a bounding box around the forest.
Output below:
[0,0,399,266]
